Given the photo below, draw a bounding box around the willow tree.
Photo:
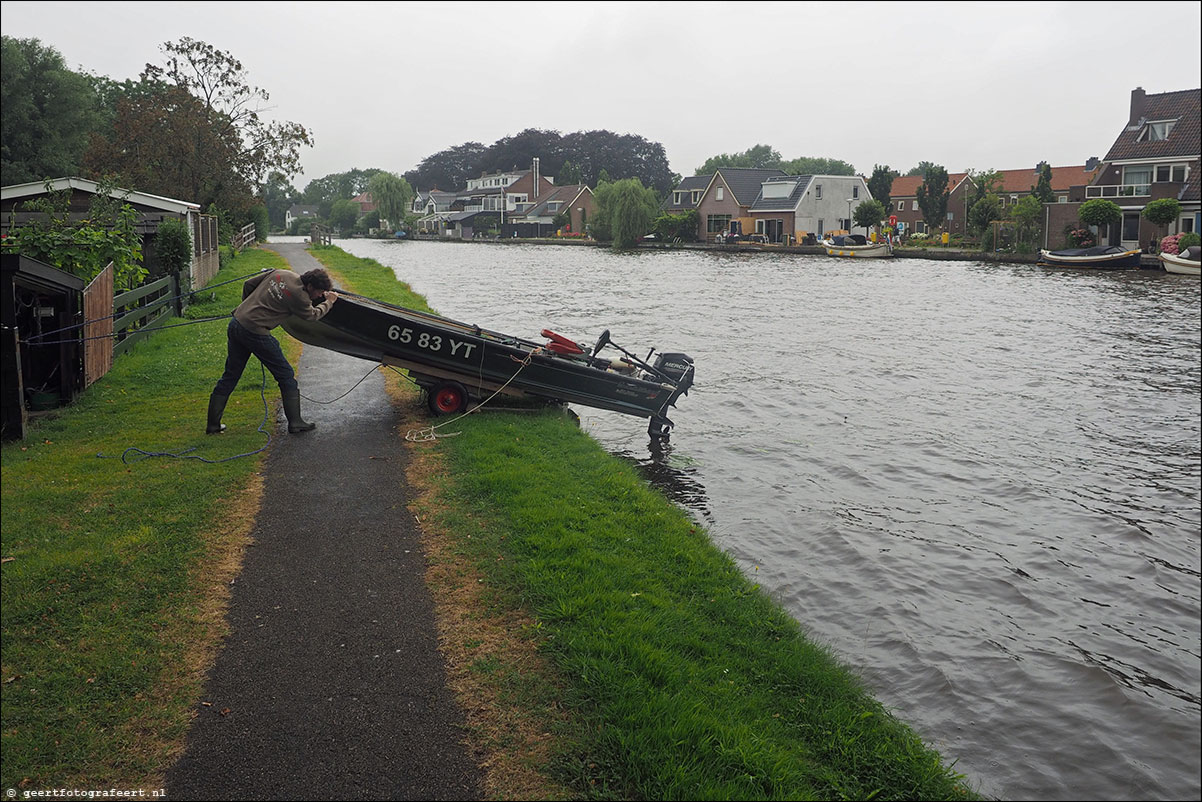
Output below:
[594,178,660,249]
[368,171,414,231]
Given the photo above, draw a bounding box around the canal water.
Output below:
[292,237,1200,801]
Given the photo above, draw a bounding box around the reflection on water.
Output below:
[611,437,713,524]
[312,238,1201,802]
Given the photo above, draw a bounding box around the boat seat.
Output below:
[541,329,585,355]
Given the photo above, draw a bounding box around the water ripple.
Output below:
[325,238,1202,802]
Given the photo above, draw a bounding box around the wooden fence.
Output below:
[113,274,178,358]
[232,222,257,250]
[82,264,114,388]
[192,214,220,290]
[310,225,332,245]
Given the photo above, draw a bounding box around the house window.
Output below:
[692,191,701,204]
[1157,164,1188,182]
[916,221,928,234]
[1058,196,1067,203]
[913,200,919,211]
[1139,120,1176,141]
[716,187,724,201]
[707,214,731,234]
[852,186,859,200]
[816,185,823,200]
[673,191,682,205]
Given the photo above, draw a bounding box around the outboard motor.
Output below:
[652,352,694,391]
[646,351,694,441]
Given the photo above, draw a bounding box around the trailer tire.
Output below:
[428,381,469,416]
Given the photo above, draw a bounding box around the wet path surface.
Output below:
[166,244,482,800]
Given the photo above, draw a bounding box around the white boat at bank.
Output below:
[1159,246,1201,275]
[822,234,892,258]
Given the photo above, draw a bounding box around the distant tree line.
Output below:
[2,35,311,238]
[402,128,679,196]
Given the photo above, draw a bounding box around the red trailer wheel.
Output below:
[428,381,469,415]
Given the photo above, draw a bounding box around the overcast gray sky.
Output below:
[3,0,1200,188]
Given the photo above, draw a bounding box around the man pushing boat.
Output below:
[206,268,339,435]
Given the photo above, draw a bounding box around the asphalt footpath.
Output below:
[165,244,483,801]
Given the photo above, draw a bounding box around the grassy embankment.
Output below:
[0,248,293,791]
[0,241,981,800]
[309,245,982,801]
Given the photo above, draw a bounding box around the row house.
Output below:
[503,184,596,237]
[888,173,972,237]
[890,164,1101,239]
[415,159,556,238]
[1082,87,1199,249]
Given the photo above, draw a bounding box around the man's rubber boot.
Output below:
[206,393,229,434]
[281,388,316,433]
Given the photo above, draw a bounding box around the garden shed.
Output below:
[1,253,85,441]
[0,177,221,290]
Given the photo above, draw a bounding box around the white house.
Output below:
[748,174,875,243]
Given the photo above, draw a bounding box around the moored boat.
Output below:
[282,293,695,439]
[1158,246,1201,276]
[1038,246,1142,269]
[822,234,892,258]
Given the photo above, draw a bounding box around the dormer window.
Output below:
[673,191,682,205]
[1139,119,1176,142]
[691,190,701,204]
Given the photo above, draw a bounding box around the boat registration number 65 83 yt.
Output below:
[387,325,478,359]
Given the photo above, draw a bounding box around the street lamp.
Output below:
[846,199,854,233]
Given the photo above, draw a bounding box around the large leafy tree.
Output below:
[367,171,414,230]
[1,36,101,184]
[260,171,300,230]
[300,168,382,218]
[778,156,854,176]
[867,165,897,212]
[404,130,676,196]
[696,144,782,174]
[906,161,939,178]
[478,128,564,175]
[916,164,950,231]
[404,142,487,192]
[695,146,855,178]
[84,38,311,219]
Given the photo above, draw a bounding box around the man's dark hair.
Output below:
[300,268,333,292]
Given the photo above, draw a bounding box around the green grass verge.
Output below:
[1,247,292,790]
[308,244,981,801]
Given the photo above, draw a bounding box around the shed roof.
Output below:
[1,177,199,214]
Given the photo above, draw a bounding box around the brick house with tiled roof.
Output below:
[504,184,595,237]
[689,168,786,241]
[888,172,972,236]
[1084,87,1200,248]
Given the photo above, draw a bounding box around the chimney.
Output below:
[1129,87,1147,125]
[532,157,540,196]
[1085,156,1100,172]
